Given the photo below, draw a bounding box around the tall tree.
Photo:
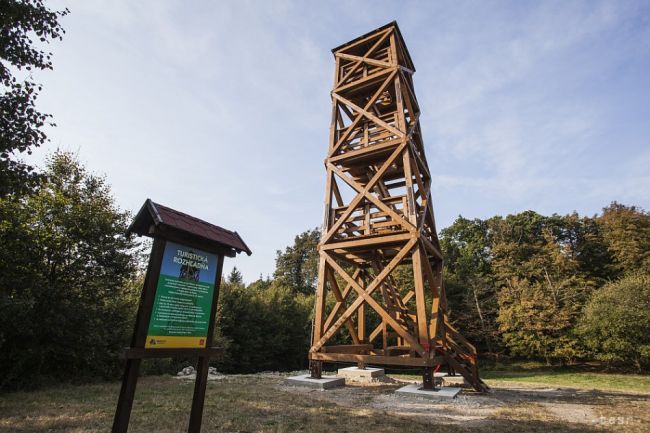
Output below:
[440,216,500,354]
[491,212,596,363]
[227,266,244,286]
[598,202,650,277]
[273,228,320,295]
[0,0,68,196]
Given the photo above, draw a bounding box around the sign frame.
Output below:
[112,199,250,433]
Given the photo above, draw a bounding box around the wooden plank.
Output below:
[326,269,361,344]
[421,235,443,260]
[420,246,441,340]
[334,26,391,56]
[336,52,391,69]
[411,246,430,347]
[310,352,442,367]
[320,232,411,251]
[323,268,360,332]
[312,254,328,343]
[329,138,401,164]
[321,344,373,354]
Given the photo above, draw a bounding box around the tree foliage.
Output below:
[440,217,499,354]
[273,228,320,295]
[579,272,650,371]
[226,266,244,286]
[0,0,68,196]
[214,279,312,373]
[599,202,650,276]
[0,151,141,390]
[442,204,649,366]
[490,213,596,363]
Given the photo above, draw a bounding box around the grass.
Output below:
[0,371,648,433]
[0,376,462,433]
[391,364,650,394]
[481,370,650,393]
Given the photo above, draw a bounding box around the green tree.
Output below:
[440,216,500,354]
[0,0,68,196]
[491,212,596,363]
[497,277,586,364]
[214,280,312,373]
[578,272,650,372]
[273,228,320,294]
[246,274,272,292]
[0,151,141,389]
[227,266,244,286]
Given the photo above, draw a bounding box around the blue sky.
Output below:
[28,1,650,282]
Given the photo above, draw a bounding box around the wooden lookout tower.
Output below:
[308,22,487,392]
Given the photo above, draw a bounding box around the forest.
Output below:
[1,151,648,391]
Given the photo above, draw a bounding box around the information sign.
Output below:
[145,241,218,349]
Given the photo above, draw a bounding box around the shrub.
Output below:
[578,273,650,371]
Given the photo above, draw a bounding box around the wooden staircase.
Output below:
[440,321,489,393]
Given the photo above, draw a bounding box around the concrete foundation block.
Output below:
[395,383,462,399]
[286,374,345,390]
[337,366,385,381]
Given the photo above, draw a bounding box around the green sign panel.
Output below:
[146,241,218,348]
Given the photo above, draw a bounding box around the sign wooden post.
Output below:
[112,199,251,433]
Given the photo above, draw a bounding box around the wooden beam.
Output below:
[320,232,411,251]
[336,52,391,69]
[310,352,443,367]
[326,268,361,344]
[312,254,328,344]
[321,344,373,354]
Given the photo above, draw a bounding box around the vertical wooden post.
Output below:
[112,238,166,433]
[356,271,364,343]
[112,359,141,433]
[313,255,328,345]
[422,366,434,390]
[412,247,430,348]
[310,360,322,379]
[188,254,225,433]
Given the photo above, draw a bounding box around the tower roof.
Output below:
[331,21,415,72]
